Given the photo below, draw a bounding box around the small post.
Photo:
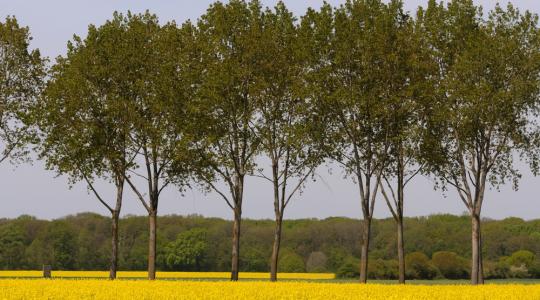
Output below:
[43,265,52,278]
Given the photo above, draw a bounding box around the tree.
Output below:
[375,1,437,284]
[0,16,44,169]
[0,224,26,269]
[36,14,138,279]
[431,251,469,279]
[191,0,263,281]
[420,0,540,284]
[405,251,438,280]
[507,250,536,269]
[163,228,208,271]
[306,251,328,273]
[304,0,404,283]
[26,221,78,270]
[252,3,324,281]
[278,248,305,272]
[110,12,196,280]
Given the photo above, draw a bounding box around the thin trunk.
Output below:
[148,209,157,280]
[471,213,483,284]
[231,206,241,281]
[109,178,123,280]
[397,216,405,284]
[230,173,244,281]
[397,158,405,284]
[270,213,283,282]
[270,159,281,282]
[359,217,371,283]
[109,210,120,280]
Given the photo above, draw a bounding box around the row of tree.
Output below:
[2,213,540,280]
[1,0,540,284]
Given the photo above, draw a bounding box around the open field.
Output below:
[0,271,334,280]
[2,271,540,284]
[2,279,540,300]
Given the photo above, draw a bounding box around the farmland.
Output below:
[2,0,540,292]
[2,278,540,300]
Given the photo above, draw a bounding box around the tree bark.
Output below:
[109,210,120,280]
[231,206,242,281]
[148,209,157,280]
[270,213,283,282]
[109,177,124,280]
[397,216,405,284]
[471,213,484,284]
[359,217,371,283]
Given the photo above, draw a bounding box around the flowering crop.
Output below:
[0,271,334,280]
[1,279,540,300]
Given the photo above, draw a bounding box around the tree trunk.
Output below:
[148,209,157,280]
[109,210,120,280]
[109,178,123,280]
[471,213,484,284]
[230,206,242,281]
[359,217,371,283]
[270,213,283,282]
[396,216,405,284]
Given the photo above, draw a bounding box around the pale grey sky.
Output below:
[0,0,539,221]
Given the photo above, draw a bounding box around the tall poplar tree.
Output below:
[420,0,540,284]
[0,17,44,167]
[117,13,196,280]
[253,3,324,281]
[36,15,138,280]
[191,0,263,281]
[304,0,411,283]
[376,3,437,284]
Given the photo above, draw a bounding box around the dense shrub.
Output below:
[336,256,360,279]
[431,251,469,279]
[368,259,398,280]
[306,252,328,273]
[278,249,305,273]
[405,252,439,280]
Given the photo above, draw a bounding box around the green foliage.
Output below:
[336,256,360,279]
[240,246,268,272]
[0,16,45,165]
[507,250,536,268]
[528,261,540,278]
[1,213,540,279]
[405,252,439,280]
[431,251,469,279]
[306,252,328,273]
[163,228,208,271]
[278,249,305,273]
[0,224,26,269]
[25,221,78,270]
[368,259,399,280]
[484,259,509,279]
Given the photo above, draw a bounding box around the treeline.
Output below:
[1,213,540,280]
[1,0,540,285]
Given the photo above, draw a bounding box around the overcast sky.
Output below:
[0,0,539,221]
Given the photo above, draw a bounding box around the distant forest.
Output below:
[1,213,539,280]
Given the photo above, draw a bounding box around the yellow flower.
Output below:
[0,274,539,300]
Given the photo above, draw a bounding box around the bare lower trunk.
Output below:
[148,210,157,280]
[397,217,405,284]
[270,214,283,282]
[109,179,123,280]
[231,207,241,281]
[359,218,371,283]
[471,213,483,284]
[109,210,120,280]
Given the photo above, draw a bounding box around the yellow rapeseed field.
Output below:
[1,279,540,300]
[0,271,334,280]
